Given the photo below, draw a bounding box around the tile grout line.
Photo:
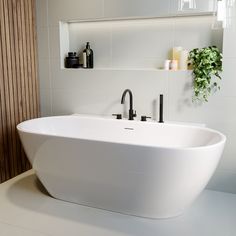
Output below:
[45,0,53,116]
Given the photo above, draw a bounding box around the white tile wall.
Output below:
[47,0,104,26]
[223,30,236,58]
[221,58,236,96]
[173,16,218,50]
[49,27,61,59]
[38,58,51,89]
[50,66,168,118]
[104,0,170,18]
[36,0,48,28]
[211,11,236,193]
[40,89,52,117]
[37,27,50,59]
[36,0,236,194]
[110,19,173,69]
[36,0,52,116]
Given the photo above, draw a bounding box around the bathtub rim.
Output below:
[16,115,226,151]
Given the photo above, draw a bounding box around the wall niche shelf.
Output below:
[61,68,192,72]
[59,13,222,71]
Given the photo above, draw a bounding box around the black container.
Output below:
[65,52,80,68]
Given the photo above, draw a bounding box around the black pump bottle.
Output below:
[83,42,94,68]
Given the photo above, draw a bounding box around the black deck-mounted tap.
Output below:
[159,94,164,123]
[121,89,136,120]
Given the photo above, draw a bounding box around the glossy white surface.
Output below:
[17,115,226,218]
[0,170,236,236]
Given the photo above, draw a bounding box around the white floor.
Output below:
[0,170,235,236]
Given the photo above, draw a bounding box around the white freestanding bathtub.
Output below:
[17,115,226,219]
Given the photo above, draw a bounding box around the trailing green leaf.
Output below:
[188,46,223,102]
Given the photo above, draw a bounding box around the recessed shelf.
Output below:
[59,15,222,71]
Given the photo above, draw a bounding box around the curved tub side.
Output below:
[30,134,225,219]
[17,130,49,165]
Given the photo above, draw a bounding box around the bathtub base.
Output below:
[54,194,185,219]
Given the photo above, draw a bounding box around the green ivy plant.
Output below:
[188,46,223,102]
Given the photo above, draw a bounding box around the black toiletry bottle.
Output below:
[83,42,93,68]
[65,52,79,68]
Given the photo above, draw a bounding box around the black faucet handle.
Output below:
[141,116,152,122]
[112,114,122,119]
[133,110,137,117]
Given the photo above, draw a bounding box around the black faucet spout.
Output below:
[121,89,136,120]
[121,89,133,109]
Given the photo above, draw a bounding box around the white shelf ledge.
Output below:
[61,68,192,72]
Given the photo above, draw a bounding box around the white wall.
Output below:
[36,0,236,193]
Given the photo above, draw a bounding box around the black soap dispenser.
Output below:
[83,42,94,69]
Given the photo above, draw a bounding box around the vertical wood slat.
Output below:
[8,0,22,175]
[16,0,27,172]
[4,0,17,177]
[0,0,39,183]
[0,0,11,180]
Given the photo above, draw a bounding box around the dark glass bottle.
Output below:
[83,42,93,69]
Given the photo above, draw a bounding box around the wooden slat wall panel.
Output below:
[0,0,39,183]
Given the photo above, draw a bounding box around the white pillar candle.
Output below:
[170,60,178,70]
[179,50,189,70]
[164,60,171,70]
[172,47,183,69]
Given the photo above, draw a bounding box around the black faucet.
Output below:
[121,89,137,120]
